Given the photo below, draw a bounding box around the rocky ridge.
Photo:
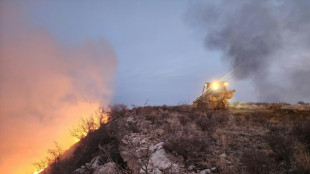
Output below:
[48,104,310,174]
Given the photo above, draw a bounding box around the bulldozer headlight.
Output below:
[212,82,218,90]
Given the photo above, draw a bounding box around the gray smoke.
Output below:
[188,0,310,103]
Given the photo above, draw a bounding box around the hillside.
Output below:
[42,103,310,174]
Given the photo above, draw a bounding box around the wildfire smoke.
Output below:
[0,2,117,174]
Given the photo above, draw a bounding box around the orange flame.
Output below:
[33,168,45,174]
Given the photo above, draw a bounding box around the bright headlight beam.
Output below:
[212,82,218,90]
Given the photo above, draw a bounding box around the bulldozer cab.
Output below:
[202,81,228,94]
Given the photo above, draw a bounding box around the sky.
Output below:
[1,0,310,174]
[23,0,256,106]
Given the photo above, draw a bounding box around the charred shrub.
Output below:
[162,123,179,135]
[195,115,215,133]
[292,120,310,150]
[145,113,157,124]
[162,105,169,111]
[175,104,192,113]
[251,112,271,125]
[241,150,274,174]
[234,115,243,126]
[40,142,63,174]
[213,113,229,125]
[164,135,210,161]
[127,121,140,133]
[97,143,124,166]
[195,113,228,134]
[292,143,310,173]
[188,112,202,121]
[145,112,166,127]
[265,128,294,170]
[76,126,122,163]
[140,106,156,114]
[178,114,190,126]
[132,106,142,115]
[242,111,273,125]
[107,104,127,121]
[298,101,306,105]
[160,111,169,120]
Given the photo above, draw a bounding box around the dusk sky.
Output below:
[1,0,310,173]
[23,0,256,105]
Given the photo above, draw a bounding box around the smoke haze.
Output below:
[188,0,310,102]
[0,2,117,173]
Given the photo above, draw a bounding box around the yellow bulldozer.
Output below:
[193,81,235,110]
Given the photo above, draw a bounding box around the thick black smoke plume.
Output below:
[188,0,310,102]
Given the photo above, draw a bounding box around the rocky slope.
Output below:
[44,103,310,174]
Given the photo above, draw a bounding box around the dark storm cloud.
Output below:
[188,0,310,102]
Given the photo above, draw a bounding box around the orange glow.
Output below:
[30,110,110,174]
[101,113,109,124]
[0,2,117,174]
[33,167,45,174]
[0,104,107,174]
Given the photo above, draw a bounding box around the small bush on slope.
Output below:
[195,113,228,135]
[164,134,210,165]
[241,150,274,174]
[292,120,310,150]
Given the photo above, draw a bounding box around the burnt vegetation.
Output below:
[39,103,310,174]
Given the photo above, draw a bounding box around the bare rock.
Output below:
[149,142,179,172]
[126,116,135,122]
[188,165,194,170]
[90,156,102,168]
[93,162,117,174]
[200,169,211,174]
